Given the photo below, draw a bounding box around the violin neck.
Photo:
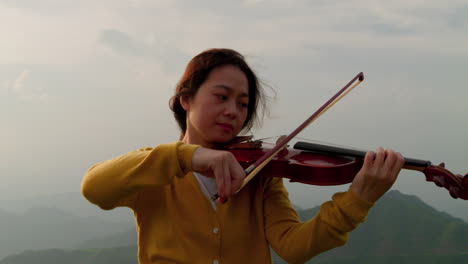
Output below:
[293,141,431,172]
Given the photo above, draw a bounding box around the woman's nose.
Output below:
[224,100,238,118]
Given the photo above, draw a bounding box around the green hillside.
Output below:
[0,207,130,259]
[2,190,467,264]
[311,191,468,259]
[76,229,136,249]
[0,246,137,264]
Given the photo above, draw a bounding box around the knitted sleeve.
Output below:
[263,177,373,264]
[81,141,199,210]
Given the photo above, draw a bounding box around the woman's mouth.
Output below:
[217,123,233,131]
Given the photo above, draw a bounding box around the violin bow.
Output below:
[213,72,365,201]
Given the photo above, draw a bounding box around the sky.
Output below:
[1,0,467,219]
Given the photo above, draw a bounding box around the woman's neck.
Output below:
[181,132,234,149]
[181,133,214,149]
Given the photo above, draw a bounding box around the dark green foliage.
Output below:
[76,229,137,249]
[272,190,468,263]
[2,190,467,264]
[0,246,137,264]
[0,207,130,259]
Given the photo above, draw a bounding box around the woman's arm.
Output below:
[263,178,373,264]
[264,147,403,263]
[81,142,199,210]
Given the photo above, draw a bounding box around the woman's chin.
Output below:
[209,134,235,145]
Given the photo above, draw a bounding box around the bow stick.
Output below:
[212,72,365,201]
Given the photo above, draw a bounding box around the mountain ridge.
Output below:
[2,190,467,264]
[0,205,132,260]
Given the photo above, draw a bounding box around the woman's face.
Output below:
[182,64,249,147]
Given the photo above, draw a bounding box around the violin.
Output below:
[224,137,468,200]
[213,72,468,201]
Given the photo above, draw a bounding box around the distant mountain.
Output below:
[295,190,468,263]
[0,246,137,264]
[0,192,134,224]
[320,191,467,254]
[2,190,468,264]
[0,206,133,260]
[76,229,136,249]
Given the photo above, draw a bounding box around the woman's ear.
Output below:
[179,95,190,111]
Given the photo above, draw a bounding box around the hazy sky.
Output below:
[1,0,467,218]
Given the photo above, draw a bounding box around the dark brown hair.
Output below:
[169,48,267,135]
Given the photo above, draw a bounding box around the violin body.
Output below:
[229,147,362,186]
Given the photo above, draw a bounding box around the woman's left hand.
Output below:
[350,147,405,203]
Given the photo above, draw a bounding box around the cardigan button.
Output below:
[213,227,219,234]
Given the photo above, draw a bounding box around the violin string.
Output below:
[294,136,369,152]
[210,75,365,202]
[245,135,287,147]
[237,78,364,191]
[252,136,278,142]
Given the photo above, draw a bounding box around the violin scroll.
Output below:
[423,164,468,200]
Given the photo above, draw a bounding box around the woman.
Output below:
[81,48,404,264]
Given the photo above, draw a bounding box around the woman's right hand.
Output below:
[191,147,246,199]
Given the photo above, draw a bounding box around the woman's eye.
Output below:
[240,102,248,108]
[217,94,228,101]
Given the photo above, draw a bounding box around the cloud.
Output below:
[0,80,9,90]
[11,69,50,102]
[0,0,83,15]
[13,69,29,93]
[2,0,467,66]
[99,29,148,57]
[1,0,466,217]
[447,5,468,28]
[97,28,190,73]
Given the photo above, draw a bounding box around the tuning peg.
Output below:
[438,162,445,168]
[276,135,289,157]
[433,175,444,187]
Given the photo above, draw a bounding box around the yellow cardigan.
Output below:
[81,142,373,264]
